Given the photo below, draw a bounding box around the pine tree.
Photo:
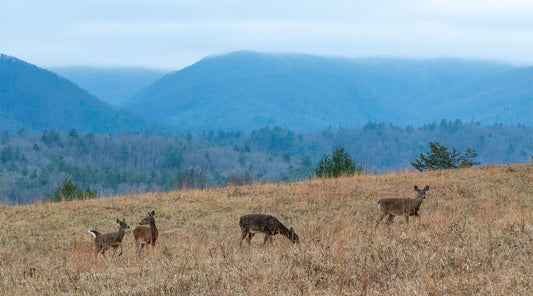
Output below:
[411,141,480,171]
[315,146,363,178]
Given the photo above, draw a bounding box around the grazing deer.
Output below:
[239,214,299,246]
[374,185,430,228]
[88,218,130,260]
[133,210,158,257]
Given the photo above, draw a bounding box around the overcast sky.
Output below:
[2,0,533,70]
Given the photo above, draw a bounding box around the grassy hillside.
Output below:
[1,164,532,295]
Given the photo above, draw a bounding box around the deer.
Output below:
[88,218,130,261]
[374,185,430,228]
[239,214,299,246]
[133,210,158,257]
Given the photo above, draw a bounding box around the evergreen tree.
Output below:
[315,146,363,178]
[47,178,96,202]
[411,141,480,171]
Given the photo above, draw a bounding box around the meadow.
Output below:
[0,164,532,295]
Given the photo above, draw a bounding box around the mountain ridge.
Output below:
[126,51,517,132]
[50,66,166,105]
[0,54,154,133]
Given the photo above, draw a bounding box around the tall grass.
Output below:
[0,164,532,295]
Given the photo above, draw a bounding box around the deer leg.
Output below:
[374,212,388,228]
[386,214,395,225]
[118,245,123,256]
[138,242,145,257]
[263,234,272,244]
[247,233,255,245]
[405,214,409,225]
[239,229,248,247]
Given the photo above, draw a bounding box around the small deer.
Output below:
[239,214,299,246]
[88,218,130,260]
[374,185,430,228]
[133,210,158,257]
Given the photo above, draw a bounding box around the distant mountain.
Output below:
[431,67,533,125]
[0,54,152,133]
[51,66,166,105]
[125,51,514,132]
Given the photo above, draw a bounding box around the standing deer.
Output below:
[133,210,158,257]
[374,185,430,228]
[239,214,299,246]
[88,218,130,261]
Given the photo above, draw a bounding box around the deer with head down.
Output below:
[374,185,430,228]
[239,214,299,246]
[88,218,130,261]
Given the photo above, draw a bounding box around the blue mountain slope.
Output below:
[51,66,166,105]
[0,54,151,133]
[429,67,533,125]
[126,51,513,131]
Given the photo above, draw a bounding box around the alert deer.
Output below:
[133,210,158,257]
[239,214,299,246]
[88,218,130,261]
[374,185,430,228]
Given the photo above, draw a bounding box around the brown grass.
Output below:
[1,164,532,295]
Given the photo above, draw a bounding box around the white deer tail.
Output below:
[88,230,97,238]
[377,201,380,210]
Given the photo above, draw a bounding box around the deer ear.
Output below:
[424,185,429,191]
[289,227,294,233]
[151,210,155,216]
[116,219,120,223]
[414,185,419,191]
[122,218,126,223]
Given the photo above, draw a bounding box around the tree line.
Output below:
[1,121,532,204]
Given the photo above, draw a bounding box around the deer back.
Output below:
[378,185,429,216]
[239,214,285,234]
[239,214,299,243]
[91,218,130,248]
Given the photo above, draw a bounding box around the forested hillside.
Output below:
[0,54,155,133]
[126,51,516,132]
[1,122,531,204]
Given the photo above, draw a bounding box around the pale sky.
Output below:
[2,0,533,70]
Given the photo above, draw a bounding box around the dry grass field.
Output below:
[1,164,532,295]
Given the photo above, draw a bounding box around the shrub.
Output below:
[315,146,363,178]
[47,178,96,202]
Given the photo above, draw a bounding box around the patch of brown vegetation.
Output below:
[0,164,532,295]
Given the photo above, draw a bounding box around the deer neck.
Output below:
[149,220,158,238]
[276,223,290,237]
[117,227,127,242]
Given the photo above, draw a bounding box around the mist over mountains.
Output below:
[0,54,155,133]
[2,51,532,133]
[126,51,522,132]
[51,66,166,106]
[2,51,533,203]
